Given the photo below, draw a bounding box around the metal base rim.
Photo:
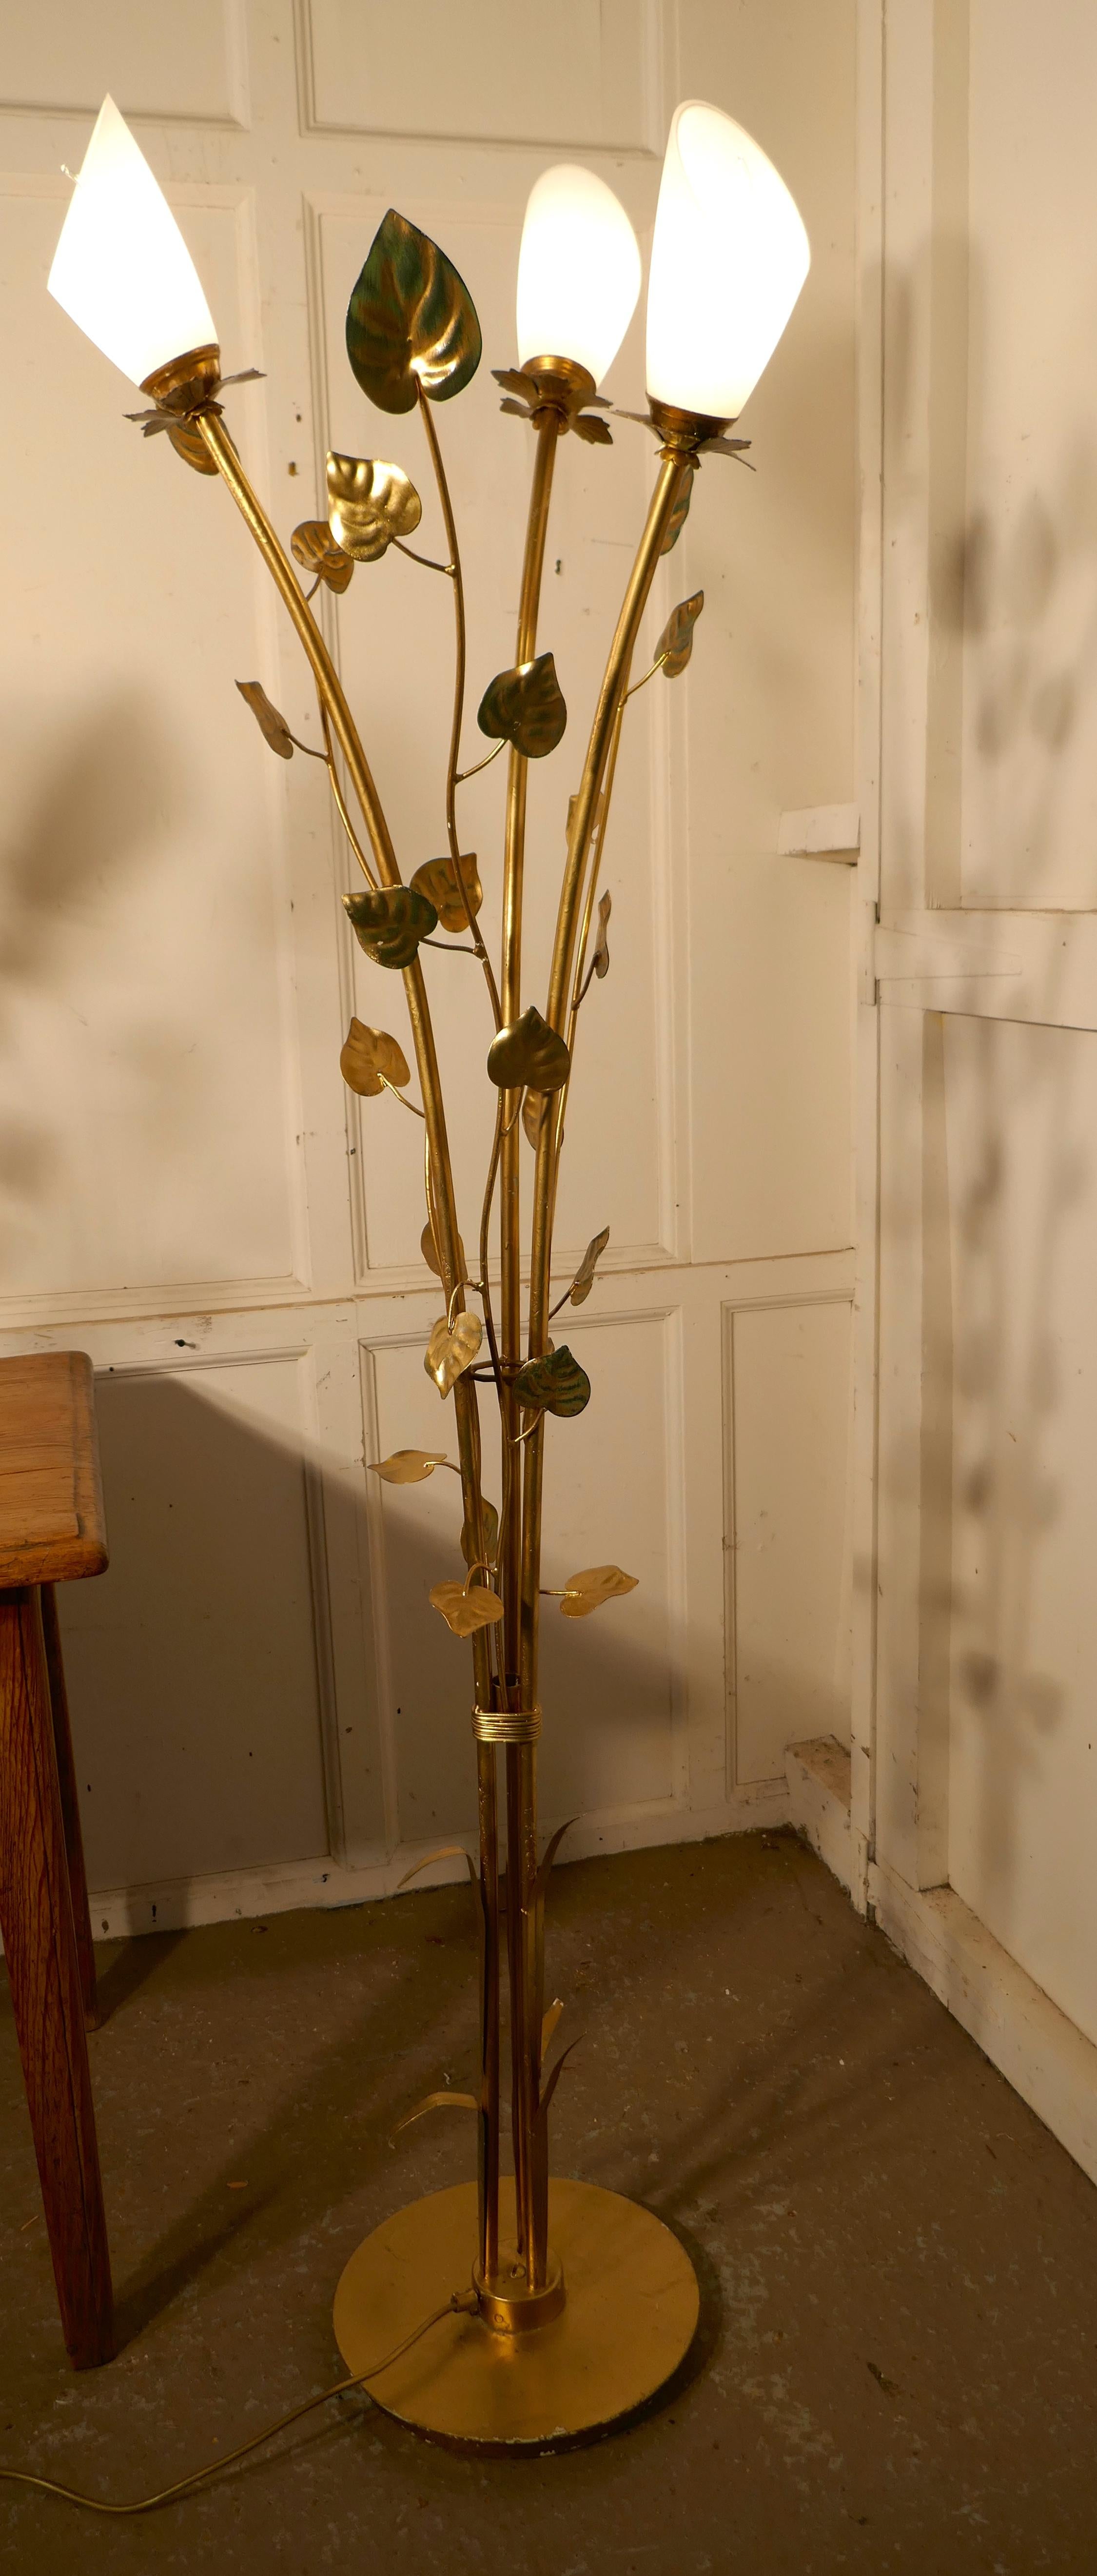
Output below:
[333,2178,700,2450]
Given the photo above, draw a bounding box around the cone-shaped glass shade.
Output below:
[646,102,809,419]
[48,95,216,388]
[516,165,641,387]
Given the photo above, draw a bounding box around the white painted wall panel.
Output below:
[727,1298,852,1785]
[0,1,247,122]
[302,0,658,149]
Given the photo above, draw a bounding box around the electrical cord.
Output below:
[0,2287,477,2518]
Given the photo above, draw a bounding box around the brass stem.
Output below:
[320,705,378,888]
[416,389,503,1030]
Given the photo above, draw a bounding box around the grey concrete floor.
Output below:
[0,1829,1095,2573]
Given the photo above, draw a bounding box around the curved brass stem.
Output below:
[319,705,378,887]
[417,390,503,1030]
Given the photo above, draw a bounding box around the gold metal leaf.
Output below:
[421,1219,467,1281]
[492,367,540,404]
[534,1818,576,1901]
[430,1581,505,1638]
[369,1449,448,1485]
[236,680,294,759]
[326,453,422,563]
[391,2089,478,2141]
[522,1090,550,1149]
[398,1845,478,1889]
[571,412,613,446]
[592,889,612,981]
[346,208,482,413]
[339,1019,411,1096]
[343,885,437,968]
[425,1312,483,1397]
[487,1007,571,1094]
[540,1999,564,2065]
[661,465,695,554]
[477,653,567,760]
[539,2036,581,2118]
[560,1564,639,1618]
[166,417,218,474]
[569,1226,609,1307]
[513,1346,591,1419]
[461,1496,500,1570]
[410,853,483,933]
[657,589,705,679]
[291,520,354,593]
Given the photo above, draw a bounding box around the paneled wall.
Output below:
[0,0,858,1933]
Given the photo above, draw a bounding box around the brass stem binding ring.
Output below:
[472,1706,542,1746]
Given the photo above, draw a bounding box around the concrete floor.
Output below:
[0,1831,1095,2574]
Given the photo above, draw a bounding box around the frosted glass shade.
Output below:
[516,165,641,387]
[646,102,809,420]
[48,95,216,388]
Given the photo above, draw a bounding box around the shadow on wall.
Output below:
[58,1364,694,1904]
[881,222,1097,1926]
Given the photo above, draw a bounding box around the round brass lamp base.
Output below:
[333,2178,699,2449]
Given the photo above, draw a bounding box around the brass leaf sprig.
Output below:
[492,367,613,446]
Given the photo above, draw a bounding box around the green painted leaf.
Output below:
[660,467,695,555]
[343,885,437,968]
[346,208,482,414]
[477,652,567,760]
[513,1346,591,1420]
[657,590,705,678]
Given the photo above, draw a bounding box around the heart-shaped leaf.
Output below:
[410,853,482,933]
[343,885,437,968]
[522,1089,550,1148]
[591,889,611,981]
[657,590,705,679]
[326,453,422,562]
[487,1006,571,1094]
[461,1496,500,1569]
[560,1564,639,1618]
[421,1218,467,1281]
[568,1226,609,1307]
[661,466,695,555]
[513,1346,591,1419]
[369,1449,448,1485]
[477,653,567,759]
[430,1580,505,1638]
[236,680,294,759]
[339,1019,411,1096]
[425,1312,483,1397]
[346,208,482,413]
[291,520,354,592]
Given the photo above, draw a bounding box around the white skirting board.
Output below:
[84,1779,791,1943]
[784,1733,1097,2194]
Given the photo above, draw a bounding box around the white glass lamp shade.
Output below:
[516,165,641,387]
[646,102,809,420]
[48,95,216,388]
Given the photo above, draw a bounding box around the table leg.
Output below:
[39,1583,99,2030]
[0,1587,113,2368]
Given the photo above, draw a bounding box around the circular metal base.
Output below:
[333,2178,700,2449]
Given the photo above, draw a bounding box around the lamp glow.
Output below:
[516,165,641,387]
[646,101,809,420]
[48,95,217,388]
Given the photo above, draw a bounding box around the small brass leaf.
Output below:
[291,520,354,592]
[369,1449,448,1485]
[343,885,437,968]
[340,1019,411,1096]
[487,1007,571,1094]
[592,889,612,980]
[421,1219,467,1281]
[167,417,218,474]
[560,1564,639,1618]
[539,2036,581,2118]
[492,367,540,404]
[534,1818,576,1901]
[661,466,695,555]
[410,853,483,933]
[326,453,422,562]
[399,1845,478,1889]
[522,1090,550,1149]
[346,208,482,413]
[540,1999,564,2065]
[236,680,294,759]
[657,589,705,679]
[425,1312,483,1397]
[461,1496,500,1570]
[430,1580,505,1638]
[477,653,567,760]
[391,2089,478,2140]
[569,1226,609,1307]
[571,412,613,446]
[513,1346,591,1419]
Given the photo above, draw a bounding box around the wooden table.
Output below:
[0,1352,112,2367]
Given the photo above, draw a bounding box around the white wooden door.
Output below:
[0,0,857,1933]
[863,0,1097,2174]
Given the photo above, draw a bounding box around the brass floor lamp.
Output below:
[50,96,809,2448]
